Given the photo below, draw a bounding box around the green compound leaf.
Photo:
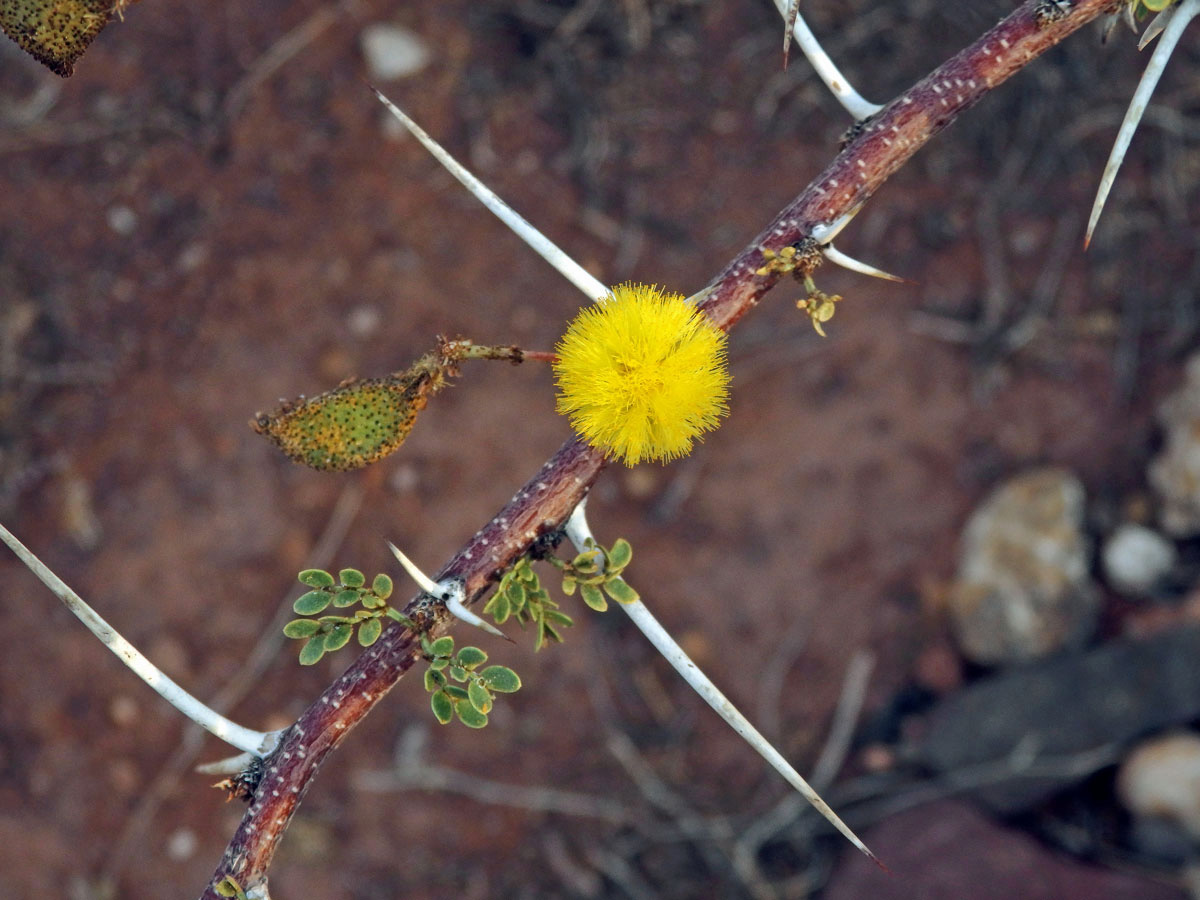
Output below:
[324,623,353,652]
[607,538,632,571]
[456,646,487,669]
[444,685,469,701]
[544,609,574,628]
[372,573,393,599]
[298,635,327,666]
[580,583,607,612]
[561,575,577,596]
[429,657,449,671]
[455,701,488,729]
[283,619,322,639]
[603,577,640,605]
[467,679,494,714]
[332,588,362,608]
[485,591,511,624]
[294,590,332,616]
[358,617,383,647]
[339,568,365,588]
[428,636,454,658]
[480,665,521,693]
[430,689,454,724]
[298,569,336,589]
[447,665,468,683]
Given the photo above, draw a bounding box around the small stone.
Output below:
[948,468,1098,666]
[1118,732,1200,841]
[1102,523,1177,598]
[165,827,198,862]
[346,305,381,338]
[105,204,137,236]
[360,24,431,82]
[107,695,139,728]
[1151,354,1200,537]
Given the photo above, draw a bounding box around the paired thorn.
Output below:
[386,541,512,642]
[811,210,911,284]
[1085,0,1200,249]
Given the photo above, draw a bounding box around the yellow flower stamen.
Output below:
[553,283,730,466]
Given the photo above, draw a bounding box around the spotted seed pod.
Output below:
[1,0,134,77]
[252,355,451,472]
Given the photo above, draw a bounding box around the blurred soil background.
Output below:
[2,0,1200,897]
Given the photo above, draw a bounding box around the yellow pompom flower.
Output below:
[553,283,730,466]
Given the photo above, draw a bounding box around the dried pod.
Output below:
[1,0,135,77]
[252,355,451,472]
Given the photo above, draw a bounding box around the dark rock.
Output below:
[914,627,1200,812]
[825,800,1186,900]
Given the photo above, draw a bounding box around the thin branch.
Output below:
[192,2,1116,894]
[807,650,875,794]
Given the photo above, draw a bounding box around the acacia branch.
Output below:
[202,2,1118,895]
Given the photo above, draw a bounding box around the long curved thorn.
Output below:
[386,541,510,640]
[771,0,883,121]
[821,244,910,284]
[1085,0,1200,249]
[562,502,884,868]
[0,522,279,757]
[372,88,608,302]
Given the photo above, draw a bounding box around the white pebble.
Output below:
[1102,523,1177,598]
[361,24,432,82]
[1118,732,1200,841]
[106,204,137,236]
[165,827,198,861]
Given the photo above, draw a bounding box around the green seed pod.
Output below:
[252,354,450,471]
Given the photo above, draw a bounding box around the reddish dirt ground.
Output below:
[1,1,1198,897]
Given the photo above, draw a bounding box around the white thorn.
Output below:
[444,591,512,641]
[821,244,907,283]
[771,0,883,121]
[387,541,510,641]
[387,541,442,595]
[1138,6,1174,50]
[562,501,880,865]
[372,88,608,302]
[0,522,278,757]
[196,751,258,776]
[1086,0,1200,248]
[810,208,862,245]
